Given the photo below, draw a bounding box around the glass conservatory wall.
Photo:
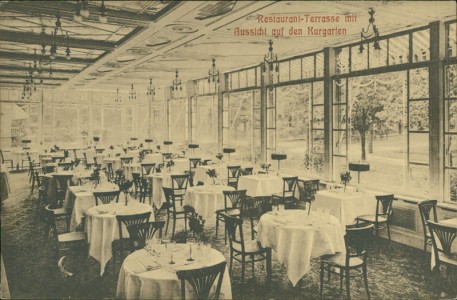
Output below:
[151,88,168,144]
[191,95,218,156]
[168,97,188,147]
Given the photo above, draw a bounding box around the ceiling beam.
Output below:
[0,74,69,81]
[0,80,60,86]
[0,29,116,51]
[2,1,181,27]
[0,65,80,74]
[0,51,96,65]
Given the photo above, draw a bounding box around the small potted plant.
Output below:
[340,171,352,192]
[216,153,223,162]
[206,169,218,185]
[260,163,271,174]
[120,179,133,206]
[188,211,206,244]
[90,167,101,189]
[166,159,175,172]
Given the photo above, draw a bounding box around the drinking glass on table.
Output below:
[278,203,285,212]
[187,236,195,261]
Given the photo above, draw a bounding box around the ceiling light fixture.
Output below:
[208,57,219,84]
[262,39,279,90]
[74,0,83,22]
[80,0,90,18]
[359,8,381,56]
[99,0,107,23]
[129,84,137,100]
[147,77,155,96]
[115,88,121,102]
[172,69,182,92]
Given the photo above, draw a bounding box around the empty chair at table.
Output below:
[93,190,121,206]
[297,179,318,212]
[216,190,247,244]
[113,212,152,262]
[140,163,156,178]
[132,173,142,196]
[52,174,74,207]
[427,221,457,270]
[245,196,272,240]
[58,162,74,171]
[138,177,152,204]
[162,153,173,164]
[227,166,241,189]
[320,224,374,300]
[223,214,272,285]
[356,194,394,242]
[105,161,114,181]
[126,221,165,250]
[418,200,438,251]
[176,261,227,300]
[188,158,201,186]
[239,167,253,176]
[163,174,190,239]
[0,150,13,171]
[120,157,133,165]
[271,176,298,209]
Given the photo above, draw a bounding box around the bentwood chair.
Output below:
[163,175,190,239]
[245,196,273,240]
[227,166,241,189]
[52,174,73,208]
[418,200,438,251]
[93,190,120,206]
[141,163,156,178]
[428,221,457,270]
[113,212,151,263]
[188,158,201,186]
[126,221,165,250]
[224,214,272,284]
[120,157,133,165]
[356,194,394,242]
[176,261,227,300]
[271,176,298,209]
[215,190,246,244]
[297,179,319,212]
[0,150,13,171]
[320,224,374,300]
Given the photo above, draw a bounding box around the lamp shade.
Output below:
[145,139,153,143]
[164,141,173,145]
[22,139,31,144]
[93,137,100,142]
[271,153,287,160]
[223,148,235,154]
[188,144,199,149]
[349,162,370,172]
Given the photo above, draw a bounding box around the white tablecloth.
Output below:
[237,174,283,197]
[183,185,234,223]
[86,201,154,275]
[144,153,163,165]
[314,190,378,226]
[149,172,186,209]
[172,159,189,173]
[123,164,142,180]
[65,183,120,231]
[116,247,232,300]
[257,209,345,286]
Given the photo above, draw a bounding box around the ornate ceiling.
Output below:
[0,1,455,92]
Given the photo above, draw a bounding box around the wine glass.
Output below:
[187,236,195,262]
[169,240,176,264]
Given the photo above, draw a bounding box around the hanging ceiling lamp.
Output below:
[262,39,279,90]
[147,77,155,96]
[115,88,121,102]
[359,8,381,57]
[74,0,83,22]
[80,0,90,18]
[172,70,182,91]
[208,57,219,84]
[129,84,137,100]
[99,0,107,23]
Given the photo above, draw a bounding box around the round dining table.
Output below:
[183,185,234,223]
[237,173,284,197]
[257,209,345,287]
[148,172,186,209]
[116,245,232,299]
[86,201,154,275]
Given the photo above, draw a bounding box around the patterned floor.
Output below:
[1,172,455,299]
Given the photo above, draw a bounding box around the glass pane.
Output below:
[409,100,429,131]
[239,71,247,89]
[389,34,409,65]
[231,72,239,90]
[445,135,457,167]
[446,64,457,98]
[445,169,457,202]
[412,30,430,62]
[409,133,429,163]
[169,99,188,146]
[448,23,457,57]
[103,107,123,145]
[302,56,314,79]
[228,91,253,159]
[333,131,347,156]
[290,58,301,81]
[333,105,347,130]
[313,81,324,105]
[351,44,368,71]
[334,79,346,104]
[369,39,387,68]
[446,100,457,133]
[312,106,324,129]
[333,156,347,180]
[247,68,256,87]
[409,68,429,99]
[408,164,430,195]
[193,95,217,152]
[152,101,167,142]
[279,61,289,82]
[316,53,324,77]
[336,47,349,74]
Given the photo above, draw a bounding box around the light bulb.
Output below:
[66,53,71,60]
[80,7,89,18]
[99,14,107,23]
[74,13,82,22]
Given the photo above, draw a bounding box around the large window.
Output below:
[191,95,218,155]
[445,64,457,202]
[168,98,188,147]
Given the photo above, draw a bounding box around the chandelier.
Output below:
[172,69,182,92]
[262,40,279,90]
[74,0,108,23]
[358,8,381,55]
[39,13,71,61]
[147,78,155,96]
[208,57,219,84]
[128,84,137,100]
[115,88,121,102]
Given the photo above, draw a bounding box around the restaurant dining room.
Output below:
[1,1,456,299]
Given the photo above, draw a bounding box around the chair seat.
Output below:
[58,231,86,243]
[357,214,387,223]
[438,252,457,266]
[233,239,264,254]
[216,208,240,217]
[326,253,364,268]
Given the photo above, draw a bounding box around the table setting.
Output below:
[116,241,232,299]
[148,171,187,209]
[257,209,345,286]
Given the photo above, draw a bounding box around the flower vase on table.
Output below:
[206,169,218,186]
[340,171,352,193]
[120,180,133,206]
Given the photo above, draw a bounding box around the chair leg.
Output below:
[345,268,351,300]
[363,265,370,300]
[229,250,233,276]
[241,255,246,285]
[165,212,170,235]
[171,215,176,240]
[339,268,344,295]
[320,261,325,300]
[266,249,272,281]
[215,217,219,238]
[386,222,391,241]
[251,254,255,278]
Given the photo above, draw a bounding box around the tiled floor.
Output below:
[1,172,455,299]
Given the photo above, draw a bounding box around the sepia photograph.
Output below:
[0,0,456,299]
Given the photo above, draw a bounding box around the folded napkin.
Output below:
[129,257,161,274]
